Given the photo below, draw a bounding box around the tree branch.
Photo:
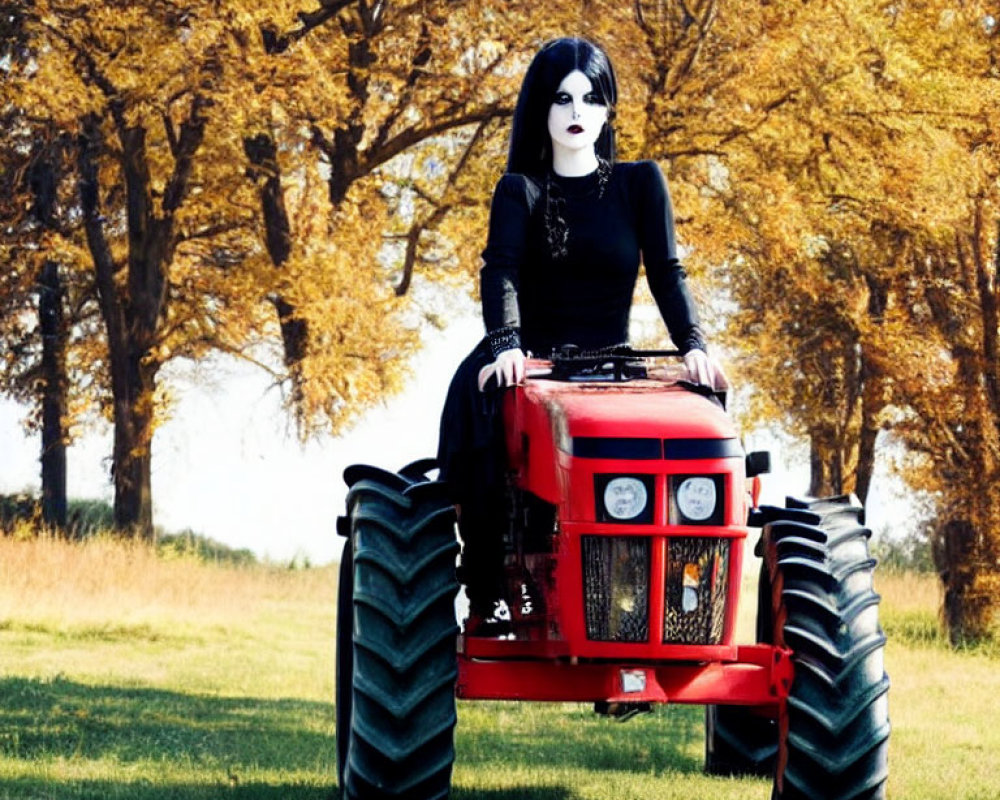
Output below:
[41,20,127,131]
[162,94,210,214]
[260,0,354,54]
[370,22,433,155]
[177,220,252,243]
[363,105,512,174]
[76,113,126,351]
[667,0,718,99]
[394,120,488,296]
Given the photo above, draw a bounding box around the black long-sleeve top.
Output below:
[480,160,706,358]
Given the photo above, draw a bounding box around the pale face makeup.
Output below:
[547,70,608,172]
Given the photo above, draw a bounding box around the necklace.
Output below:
[544,157,611,260]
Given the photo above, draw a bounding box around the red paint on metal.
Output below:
[457,644,791,707]
[458,362,776,708]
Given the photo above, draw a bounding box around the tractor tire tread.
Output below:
[338,464,459,800]
[766,497,890,800]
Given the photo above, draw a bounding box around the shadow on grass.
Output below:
[0,676,335,799]
[0,776,336,800]
[0,780,574,800]
[0,678,705,798]
[455,701,706,776]
[452,789,573,800]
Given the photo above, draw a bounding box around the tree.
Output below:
[0,7,78,530]
[8,2,281,538]
[635,0,1000,642]
[3,0,605,538]
[245,1,644,425]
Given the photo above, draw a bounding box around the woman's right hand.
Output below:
[684,348,728,390]
[478,348,526,391]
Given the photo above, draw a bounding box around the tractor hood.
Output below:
[504,376,744,508]
[525,379,739,450]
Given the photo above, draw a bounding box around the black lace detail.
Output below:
[544,159,611,260]
[544,174,569,260]
[488,327,521,358]
[596,156,611,199]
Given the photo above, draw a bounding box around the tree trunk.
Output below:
[930,345,1000,644]
[29,150,69,531]
[37,259,67,530]
[244,133,309,410]
[109,340,157,541]
[78,113,178,541]
[933,513,998,645]
[809,431,844,498]
[78,90,206,539]
[854,365,884,506]
[855,276,889,508]
[854,422,877,507]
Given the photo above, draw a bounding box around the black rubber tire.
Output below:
[705,561,778,777]
[337,473,460,800]
[766,496,890,800]
[335,541,354,790]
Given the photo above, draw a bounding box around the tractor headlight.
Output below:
[669,475,724,525]
[676,478,716,521]
[595,475,654,523]
[604,478,647,520]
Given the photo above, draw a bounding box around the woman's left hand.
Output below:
[684,349,728,390]
[477,347,526,392]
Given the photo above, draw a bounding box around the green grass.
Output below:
[0,677,331,799]
[0,538,998,798]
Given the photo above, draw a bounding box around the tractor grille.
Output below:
[582,536,650,642]
[663,537,729,644]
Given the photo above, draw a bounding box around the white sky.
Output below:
[0,308,483,565]
[0,300,908,565]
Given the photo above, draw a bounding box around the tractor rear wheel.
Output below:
[335,539,354,790]
[336,468,460,800]
[766,496,890,800]
[705,500,828,777]
[704,561,777,777]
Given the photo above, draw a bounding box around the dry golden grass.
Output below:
[875,568,1000,651]
[876,569,942,615]
[0,533,338,702]
[0,534,335,633]
[0,530,998,799]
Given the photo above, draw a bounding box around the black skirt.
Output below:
[436,337,506,507]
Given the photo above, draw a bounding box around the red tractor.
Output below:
[335,348,890,800]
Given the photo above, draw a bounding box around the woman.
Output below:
[438,37,724,623]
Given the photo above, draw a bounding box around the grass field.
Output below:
[0,535,998,799]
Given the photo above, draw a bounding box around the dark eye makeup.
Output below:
[552,91,605,106]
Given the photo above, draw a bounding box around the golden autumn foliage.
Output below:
[639,0,1000,643]
[0,0,648,537]
[2,0,998,641]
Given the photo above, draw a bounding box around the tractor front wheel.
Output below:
[335,467,460,800]
[766,496,890,800]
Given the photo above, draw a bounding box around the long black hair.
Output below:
[506,37,618,177]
